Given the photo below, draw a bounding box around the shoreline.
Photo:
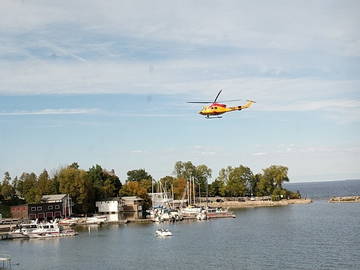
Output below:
[199,198,312,209]
[328,196,360,203]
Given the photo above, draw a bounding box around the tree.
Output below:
[255,165,290,198]
[174,161,196,180]
[37,169,52,196]
[174,161,211,197]
[158,176,175,193]
[208,179,225,197]
[172,178,187,200]
[88,165,122,199]
[126,169,152,182]
[223,166,253,197]
[16,172,40,203]
[58,165,95,213]
[194,164,212,197]
[1,172,15,200]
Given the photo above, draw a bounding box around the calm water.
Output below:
[285,179,360,199]
[1,180,360,270]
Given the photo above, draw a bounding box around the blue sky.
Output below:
[0,0,359,183]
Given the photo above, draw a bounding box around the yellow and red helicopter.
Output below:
[188,90,255,119]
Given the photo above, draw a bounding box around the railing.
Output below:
[0,254,11,269]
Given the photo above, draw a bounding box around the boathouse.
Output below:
[28,194,72,220]
[121,196,144,212]
[96,197,124,214]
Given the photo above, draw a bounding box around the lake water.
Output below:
[1,180,360,270]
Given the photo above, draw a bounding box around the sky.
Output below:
[0,0,359,183]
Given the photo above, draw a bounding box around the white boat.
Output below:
[206,207,235,219]
[180,206,204,217]
[79,215,107,225]
[8,221,37,239]
[155,228,173,237]
[196,212,207,220]
[23,221,77,238]
[58,217,79,226]
[151,208,183,222]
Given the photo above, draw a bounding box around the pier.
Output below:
[0,254,11,269]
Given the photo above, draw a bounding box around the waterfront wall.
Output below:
[199,199,312,209]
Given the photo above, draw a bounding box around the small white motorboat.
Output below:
[155,228,173,237]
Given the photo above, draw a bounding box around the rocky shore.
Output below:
[328,196,360,203]
[200,198,312,209]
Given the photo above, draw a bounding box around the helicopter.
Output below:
[187,90,255,119]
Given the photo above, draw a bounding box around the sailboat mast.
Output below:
[193,177,196,205]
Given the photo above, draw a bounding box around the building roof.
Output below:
[121,196,143,201]
[41,194,68,202]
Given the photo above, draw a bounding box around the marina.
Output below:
[0,199,359,270]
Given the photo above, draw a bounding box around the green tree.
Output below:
[208,179,225,197]
[174,161,211,197]
[58,165,95,213]
[88,165,122,199]
[1,172,16,200]
[223,166,253,197]
[158,176,175,193]
[194,164,212,197]
[127,169,153,182]
[174,161,196,180]
[37,169,52,196]
[255,165,290,198]
[17,172,40,203]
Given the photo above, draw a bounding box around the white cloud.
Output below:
[2,0,359,55]
[252,152,267,156]
[0,108,98,116]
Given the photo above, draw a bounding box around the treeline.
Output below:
[160,161,300,200]
[0,161,300,215]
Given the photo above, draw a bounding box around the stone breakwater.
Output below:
[328,196,360,203]
[200,199,312,209]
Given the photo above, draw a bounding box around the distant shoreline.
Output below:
[199,199,312,209]
[328,196,360,203]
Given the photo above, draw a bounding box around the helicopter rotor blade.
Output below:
[217,99,244,103]
[213,89,222,103]
[187,101,213,104]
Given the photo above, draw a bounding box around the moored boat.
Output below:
[206,207,235,219]
[80,215,107,225]
[25,221,77,238]
[155,228,172,237]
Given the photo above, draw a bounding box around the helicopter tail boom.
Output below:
[230,100,255,111]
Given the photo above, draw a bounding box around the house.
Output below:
[96,198,123,214]
[28,194,72,220]
[121,196,144,212]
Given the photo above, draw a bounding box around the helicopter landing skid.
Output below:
[205,116,222,119]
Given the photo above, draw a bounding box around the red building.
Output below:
[28,194,72,220]
[10,194,72,221]
[10,204,28,220]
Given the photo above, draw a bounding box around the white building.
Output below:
[96,198,123,214]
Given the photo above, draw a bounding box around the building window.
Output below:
[55,205,60,209]
[31,207,36,211]
[48,206,53,210]
[37,206,42,211]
